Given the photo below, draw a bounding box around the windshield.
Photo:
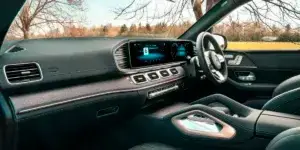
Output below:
[4,0,220,41]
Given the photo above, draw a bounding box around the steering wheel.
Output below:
[195,32,228,85]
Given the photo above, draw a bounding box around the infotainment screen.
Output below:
[129,41,193,68]
[129,42,171,68]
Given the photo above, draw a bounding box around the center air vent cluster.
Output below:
[114,44,130,69]
[4,63,42,84]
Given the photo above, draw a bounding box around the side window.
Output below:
[213,0,300,51]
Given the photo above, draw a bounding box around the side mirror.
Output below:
[209,34,228,50]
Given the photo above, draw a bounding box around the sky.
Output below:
[83,0,197,27]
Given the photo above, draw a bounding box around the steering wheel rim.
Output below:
[196,32,228,85]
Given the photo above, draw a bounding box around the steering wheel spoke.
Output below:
[216,54,225,63]
[211,69,225,81]
[204,51,212,65]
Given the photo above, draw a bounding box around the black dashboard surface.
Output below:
[0,37,192,118]
[0,37,125,89]
[0,37,191,90]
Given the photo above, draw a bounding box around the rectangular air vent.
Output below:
[4,63,42,84]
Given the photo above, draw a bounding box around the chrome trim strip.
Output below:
[3,62,43,85]
[227,66,257,69]
[18,67,185,114]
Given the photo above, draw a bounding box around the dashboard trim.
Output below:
[14,66,185,114]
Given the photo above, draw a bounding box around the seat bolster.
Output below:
[273,75,300,97]
[263,88,300,115]
[266,127,300,150]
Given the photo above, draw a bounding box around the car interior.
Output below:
[1,0,300,150]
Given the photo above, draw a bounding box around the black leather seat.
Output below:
[272,74,300,97]
[205,74,300,115]
[266,127,300,150]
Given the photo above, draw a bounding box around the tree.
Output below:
[102,25,109,35]
[244,0,300,31]
[113,0,300,33]
[119,24,128,34]
[113,0,219,25]
[146,23,151,33]
[154,22,167,34]
[8,0,85,39]
[129,24,137,32]
[271,25,280,36]
[285,24,291,33]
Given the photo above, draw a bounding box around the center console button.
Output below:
[132,75,147,83]
[159,70,170,77]
[170,68,178,75]
[148,72,159,80]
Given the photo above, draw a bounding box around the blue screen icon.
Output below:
[143,47,149,55]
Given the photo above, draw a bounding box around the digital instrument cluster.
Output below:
[129,41,193,68]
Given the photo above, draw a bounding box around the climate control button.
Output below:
[159,70,170,77]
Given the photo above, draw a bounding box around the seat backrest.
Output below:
[273,74,300,97]
[266,127,300,150]
[263,87,300,115]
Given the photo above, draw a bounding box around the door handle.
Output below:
[235,71,256,81]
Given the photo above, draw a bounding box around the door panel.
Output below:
[218,51,300,106]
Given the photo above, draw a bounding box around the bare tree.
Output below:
[238,0,300,30]
[113,0,217,25]
[113,0,300,31]
[8,0,85,39]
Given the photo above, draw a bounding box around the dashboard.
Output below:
[0,38,196,150]
[0,37,194,120]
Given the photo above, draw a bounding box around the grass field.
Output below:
[227,42,300,51]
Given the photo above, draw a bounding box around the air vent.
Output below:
[114,44,130,69]
[4,63,42,84]
[5,45,26,53]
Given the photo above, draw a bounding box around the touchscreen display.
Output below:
[129,41,193,68]
[129,42,170,68]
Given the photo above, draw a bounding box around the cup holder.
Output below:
[172,110,236,139]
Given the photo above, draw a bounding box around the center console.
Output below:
[130,96,300,150]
